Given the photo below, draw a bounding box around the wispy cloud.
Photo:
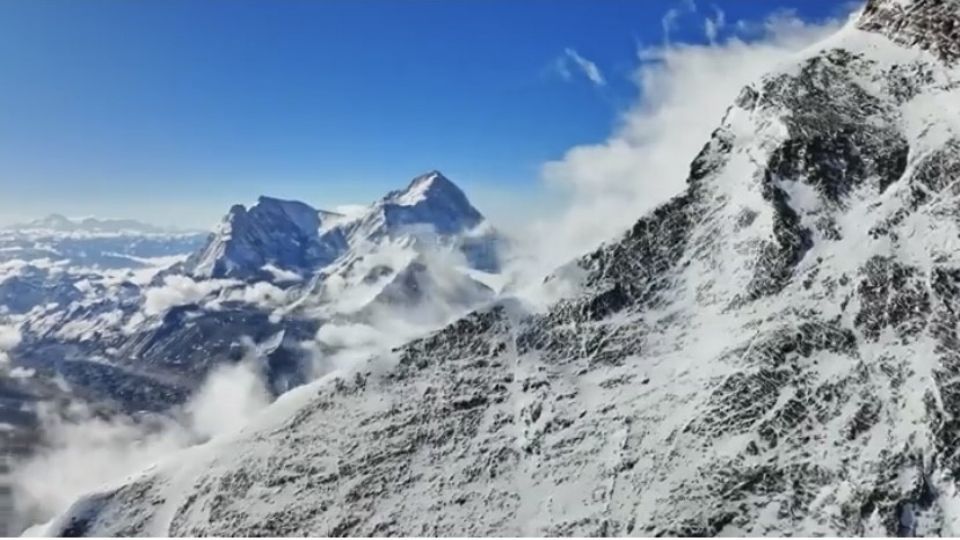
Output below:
[662,8,682,41]
[662,0,698,42]
[704,5,726,43]
[553,48,606,87]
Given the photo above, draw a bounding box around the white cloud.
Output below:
[0,323,21,364]
[0,323,21,350]
[142,275,236,316]
[261,264,302,283]
[220,281,288,310]
[705,5,726,43]
[662,0,698,43]
[553,57,572,81]
[9,366,35,378]
[508,12,844,289]
[553,48,606,87]
[185,359,271,440]
[563,48,606,87]
[11,406,194,529]
[11,345,273,531]
[662,8,682,40]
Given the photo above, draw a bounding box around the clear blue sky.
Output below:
[0,0,852,229]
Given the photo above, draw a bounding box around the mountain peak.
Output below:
[35,213,73,229]
[256,195,304,207]
[857,0,960,62]
[185,197,346,280]
[371,171,485,237]
[387,170,462,207]
[251,196,324,236]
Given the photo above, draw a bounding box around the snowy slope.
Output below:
[43,1,960,536]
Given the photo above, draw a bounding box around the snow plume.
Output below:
[0,323,21,364]
[308,320,410,375]
[142,274,237,316]
[509,11,845,293]
[10,348,271,533]
[184,359,271,441]
[304,243,495,377]
[12,405,193,532]
[212,281,289,313]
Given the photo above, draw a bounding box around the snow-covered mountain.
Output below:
[0,230,206,269]
[7,214,188,235]
[342,170,485,239]
[3,171,504,498]
[42,1,960,536]
[184,170,501,281]
[0,212,208,275]
[183,196,348,281]
[0,217,209,417]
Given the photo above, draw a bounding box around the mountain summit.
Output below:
[338,170,486,244]
[185,171,495,280]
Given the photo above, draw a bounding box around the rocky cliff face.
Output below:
[184,196,348,281]
[858,0,960,62]
[45,1,960,536]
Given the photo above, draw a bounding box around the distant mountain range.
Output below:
[7,214,198,235]
[1,170,505,511]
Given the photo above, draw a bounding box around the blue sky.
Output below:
[0,0,855,229]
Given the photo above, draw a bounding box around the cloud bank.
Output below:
[12,355,272,531]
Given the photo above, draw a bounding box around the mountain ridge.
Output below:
[184,170,498,280]
[7,214,197,235]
